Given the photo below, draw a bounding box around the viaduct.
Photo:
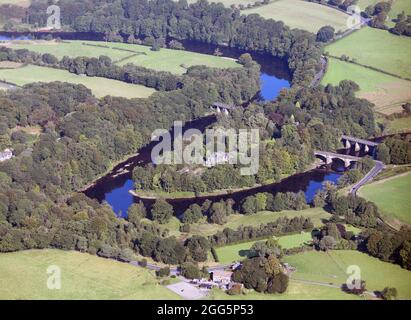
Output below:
[211,102,236,115]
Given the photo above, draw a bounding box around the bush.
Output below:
[139,258,148,267]
[118,248,135,262]
[180,262,201,279]
[316,26,335,43]
[380,287,397,300]
[157,266,171,277]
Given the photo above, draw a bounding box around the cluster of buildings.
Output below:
[191,270,237,291]
[191,263,243,291]
[0,148,13,162]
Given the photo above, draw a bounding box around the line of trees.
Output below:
[209,216,314,247]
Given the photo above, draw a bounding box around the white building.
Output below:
[0,149,13,162]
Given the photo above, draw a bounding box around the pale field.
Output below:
[322,57,411,115]
[0,249,180,300]
[244,0,349,33]
[0,0,31,7]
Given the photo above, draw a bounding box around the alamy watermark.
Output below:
[346,265,362,290]
[47,265,61,290]
[151,121,260,175]
[346,5,362,30]
[46,5,61,30]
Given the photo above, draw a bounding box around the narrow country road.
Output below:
[350,160,385,195]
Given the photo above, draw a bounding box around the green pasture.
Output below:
[0,64,156,99]
[358,172,411,224]
[244,0,349,33]
[0,249,180,300]
[284,250,411,299]
[5,40,240,74]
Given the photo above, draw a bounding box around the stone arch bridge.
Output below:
[314,151,362,168]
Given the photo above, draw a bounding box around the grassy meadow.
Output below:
[3,40,240,74]
[210,281,363,300]
[0,64,156,99]
[0,0,31,6]
[244,0,349,33]
[283,250,411,299]
[0,249,180,300]
[321,57,411,114]
[389,0,411,18]
[381,116,411,134]
[325,27,411,79]
[215,232,313,264]
[358,172,411,225]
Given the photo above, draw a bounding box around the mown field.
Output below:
[357,0,380,8]
[389,0,411,19]
[244,0,349,33]
[0,64,156,98]
[3,40,240,74]
[0,0,31,7]
[0,249,180,300]
[321,57,411,114]
[381,116,411,134]
[210,281,362,300]
[358,172,411,225]
[283,250,411,299]
[215,232,313,264]
[325,27,411,79]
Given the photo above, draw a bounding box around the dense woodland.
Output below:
[0,50,260,260]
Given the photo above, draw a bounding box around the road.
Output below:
[350,160,385,195]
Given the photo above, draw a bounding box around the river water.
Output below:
[1,31,347,217]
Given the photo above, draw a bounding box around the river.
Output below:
[1,31,349,217]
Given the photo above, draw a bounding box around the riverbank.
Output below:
[128,160,324,201]
[78,151,139,192]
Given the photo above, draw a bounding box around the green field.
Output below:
[357,0,380,9]
[210,281,362,300]
[0,249,180,300]
[382,116,411,134]
[4,40,240,74]
[0,0,31,6]
[284,250,411,299]
[0,64,156,98]
[244,0,349,33]
[390,0,411,18]
[321,57,411,114]
[325,27,411,79]
[215,232,313,264]
[358,172,411,224]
